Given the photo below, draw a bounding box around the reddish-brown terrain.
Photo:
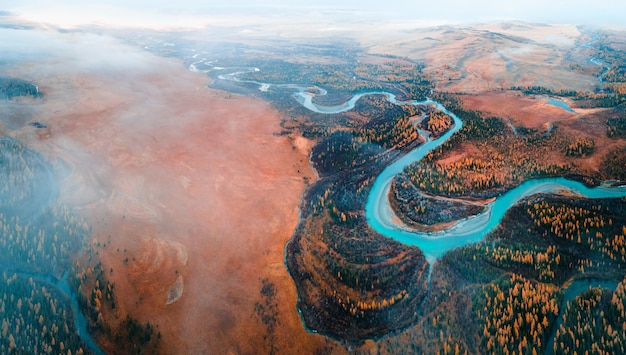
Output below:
[2,18,624,354]
[362,23,597,93]
[6,40,336,353]
[460,91,578,130]
[458,91,626,174]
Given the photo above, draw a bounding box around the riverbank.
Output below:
[388,174,485,230]
[206,60,626,347]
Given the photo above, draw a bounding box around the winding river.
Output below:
[195,61,626,265]
[294,90,626,264]
[14,271,106,355]
[545,278,619,354]
[0,138,105,355]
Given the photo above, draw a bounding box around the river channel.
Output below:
[199,62,626,264]
[0,138,105,355]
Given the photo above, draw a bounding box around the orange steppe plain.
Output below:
[11,50,335,353]
[458,90,625,175]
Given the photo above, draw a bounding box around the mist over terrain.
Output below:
[5,0,626,28]
[1,3,626,354]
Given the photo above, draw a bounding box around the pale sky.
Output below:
[4,0,626,29]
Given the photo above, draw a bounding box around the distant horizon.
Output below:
[4,1,626,30]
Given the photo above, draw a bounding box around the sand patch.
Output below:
[293,136,314,156]
[166,275,184,305]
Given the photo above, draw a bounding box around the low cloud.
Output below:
[0,28,161,75]
[6,0,626,28]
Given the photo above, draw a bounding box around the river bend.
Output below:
[196,61,626,264]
